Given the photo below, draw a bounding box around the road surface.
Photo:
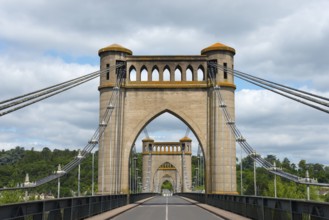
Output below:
[112,196,224,220]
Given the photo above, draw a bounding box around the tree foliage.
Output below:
[0,147,98,204]
[236,154,329,201]
[161,180,173,190]
[1,147,329,205]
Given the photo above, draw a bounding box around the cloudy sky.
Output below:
[1,0,329,167]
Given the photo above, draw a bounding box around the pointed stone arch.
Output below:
[152,66,159,81]
[186,65,193,81]
[197,65,205,81]
[141,65,148,81]
[153,162,180,193]
[174,65,182,81]
[129,65,137,81]
[163,65,171,81]
[125,109,206,156]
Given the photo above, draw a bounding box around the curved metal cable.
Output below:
[0,74,99,117]
[37,64,126,186]
[0,63,126,190]
[231,72,329,114]
[0,72,98,111]
[0,66,117,116]
[0,70,101,105]
[207,65,328,187]
[229,66,329,102]
[215,64,329,112]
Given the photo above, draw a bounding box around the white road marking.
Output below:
[166,197,168,220]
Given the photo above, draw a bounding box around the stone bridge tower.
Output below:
[98,42,237,194]
[142,137,192,193]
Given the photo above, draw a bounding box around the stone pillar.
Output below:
[201,43,237,194]
[142,138,154,192]
[180,136,192,192]
[98,44,132,194]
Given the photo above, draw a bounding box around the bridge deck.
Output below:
[87,196,250,220]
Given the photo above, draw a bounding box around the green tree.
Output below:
[282,158,292,171]
[298,159,307,175]
[0,190,23,205]
[161,180,173,191]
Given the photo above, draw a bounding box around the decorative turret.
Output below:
[98,43,132,56]
[142,137,154,153]
[179,136,192,142]
[142,137,154,142]
[201,42,236,86]
[24,173,30,184]
[180,136,192,153]
[201,42,235,55]
[23,173,36,187]
[56,164,66,174]
[98,43,131,88]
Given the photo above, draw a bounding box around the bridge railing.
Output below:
[176,193,329,220]
[0,193,156,220]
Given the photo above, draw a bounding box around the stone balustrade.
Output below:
[142,141,192,155]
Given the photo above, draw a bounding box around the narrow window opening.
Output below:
[197,67,204,81]
[129,67,137,81]
[186,68,193,81]
[174,68,182,81]
[152,68,159,81]
[163,68,170,81]
[224,63,228,79]
[141,67,148,81]
[106,64,110,80]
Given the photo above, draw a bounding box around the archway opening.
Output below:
[128,112,206,194]
[129,66,137,81]
[152,67,159,81]
[141,66,148,81]
[163,67,170,81]
[174,66,182,81]
[197,66,205,81]
[161,180,173,191]
[186,67,193,81]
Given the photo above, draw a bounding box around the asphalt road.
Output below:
[111,196,224,220]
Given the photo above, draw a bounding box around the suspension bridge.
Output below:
[0,42,329,219]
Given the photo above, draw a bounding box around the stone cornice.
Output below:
[142,152,192,155]
[98,81,236,90]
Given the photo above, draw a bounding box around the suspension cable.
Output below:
[37,63,126,187]
[212,63,329,114]
[231,70,329,108]
[0,66,118,116]
[229,69,329,114]
[0,72,99,111]
[207,65,329,187]
[0,74,99,117]
[230,66,329,102]
[0,63,126,190]
[0,70,100,105]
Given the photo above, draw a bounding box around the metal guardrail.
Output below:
[0,193,156,220]
[177,193,329,220]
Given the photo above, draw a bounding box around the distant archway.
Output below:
[162,180,173,191]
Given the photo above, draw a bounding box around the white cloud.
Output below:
[236,0,329,90]
[0,0,328,170]
[0,55,98,151]
[236,89,329,165]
